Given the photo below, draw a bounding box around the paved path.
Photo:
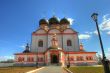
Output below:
[34,66,67,73]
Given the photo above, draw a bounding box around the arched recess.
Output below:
[47,29,62,48]
[38,40,43,47]
[67,40,72,46]
[63,28,77,34]
[35,28,47,34]
[48,28,61,34]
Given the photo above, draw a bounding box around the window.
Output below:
[90,56,93,60]
[27,57,34,62]
[18,57,24,62]
[38,40,43,47]
[86,56,93,60]
[69,56,74,61]
[77,56,84,61]
[38,57,43,62]
[67,40,72,46]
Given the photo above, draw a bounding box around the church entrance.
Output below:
[51,55,59,63]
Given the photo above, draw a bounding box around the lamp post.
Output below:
[67,48,70,68]
[91,13,110,73]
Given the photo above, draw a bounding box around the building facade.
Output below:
[14,16,97,66]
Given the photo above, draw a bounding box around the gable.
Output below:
[48,29,61,34]
[63,28,77,33]
[35,29,47,34]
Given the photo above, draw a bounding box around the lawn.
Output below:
[67,66,105,73]
[0,66,38,73]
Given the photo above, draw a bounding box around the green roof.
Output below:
[39,18,48,25]
[49,16,59,24]
[60,17,70,24]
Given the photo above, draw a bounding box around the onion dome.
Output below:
[23,43,30,53]
[39,18,48,25]
[60,17,70,24]
[49,16,60,24]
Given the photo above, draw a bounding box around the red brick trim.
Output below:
[14,51,97,55]
[64,52,97,54]
[14,52,44,55]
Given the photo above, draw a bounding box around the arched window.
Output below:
[86,56,93,60]
[38,57,43,62]
[27,57,34,62]
[90,56,93,60]
[77,56,83,61]
[38,40,43,47]
[67,40,72,46]
[18,57,24,62]
[69,56,74,61]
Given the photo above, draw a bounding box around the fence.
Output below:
[0,63,14,67]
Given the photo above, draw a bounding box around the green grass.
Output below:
[0,66,38,73]
[67,66,105,73]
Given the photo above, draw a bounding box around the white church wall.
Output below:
[31,29,48,52]
[73,34,80,51]
[63,35,73,51]
[35,35,47,52]
[63,34,79,51]
[31,36,36,52]
[63,29,79,51]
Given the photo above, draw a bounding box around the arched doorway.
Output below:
[51,55,59,63]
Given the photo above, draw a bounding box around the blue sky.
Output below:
[0,0,110,60]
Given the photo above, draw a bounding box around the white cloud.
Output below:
[78,34,91,40]
[74,14,110,40]
[57,17,60,21]
[19,45,25,49]
[85,31,99,35]
[85,31,93,34]
[100,14,110,31]
[107,31,110,35]
[106,54,110,60]
[107,48,110,52]
[89,14,110,35]
[67,18,74,25]
[106,48,110,60]
[93,30,98,35]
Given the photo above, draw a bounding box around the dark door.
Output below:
[51,55,59,63]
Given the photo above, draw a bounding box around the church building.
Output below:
[14,16,97,66]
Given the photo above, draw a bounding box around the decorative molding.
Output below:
[64,52,97,54]
[32,33,77,36]
[14,51,96,55]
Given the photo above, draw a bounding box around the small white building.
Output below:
[14,16,97,66]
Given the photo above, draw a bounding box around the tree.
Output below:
[97,54,102,65]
